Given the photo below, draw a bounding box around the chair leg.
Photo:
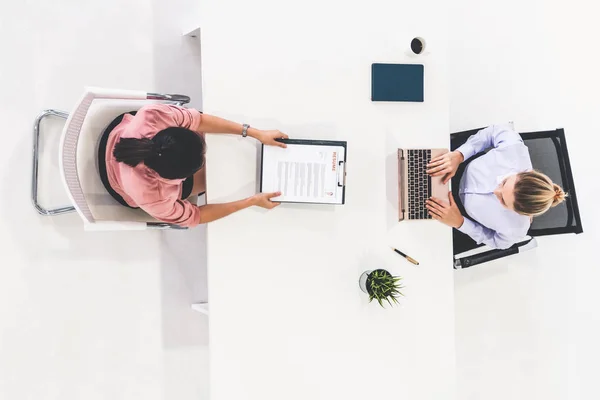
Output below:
[32,109,76,216]
[146,222,188,230]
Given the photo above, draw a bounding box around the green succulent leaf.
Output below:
[365,270,404,308]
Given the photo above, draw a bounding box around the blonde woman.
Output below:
[424,125,567,250]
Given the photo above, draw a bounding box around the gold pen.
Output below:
[391,247,419,265]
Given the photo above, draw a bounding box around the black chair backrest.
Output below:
[520,129,583,236]
[450,127,583,238]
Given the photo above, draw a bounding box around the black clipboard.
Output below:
[260,139,347,205]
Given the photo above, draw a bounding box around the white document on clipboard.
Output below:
[260,139,347,204]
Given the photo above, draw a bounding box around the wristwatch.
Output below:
[242,124,250,138]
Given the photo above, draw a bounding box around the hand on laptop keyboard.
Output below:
[426,150,464,184]
[425,191,465,229]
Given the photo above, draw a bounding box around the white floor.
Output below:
[0,1,208,399]
[1,1,599,399]
[450,1,600,399]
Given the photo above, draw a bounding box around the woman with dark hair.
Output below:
[104,104,288,227]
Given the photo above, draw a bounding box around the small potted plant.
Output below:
[359,269,404,307]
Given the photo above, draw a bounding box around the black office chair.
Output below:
[451,126,583,268]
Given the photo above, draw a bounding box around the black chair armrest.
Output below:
[454,238,537,269]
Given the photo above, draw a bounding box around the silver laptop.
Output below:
[398,148,449,221]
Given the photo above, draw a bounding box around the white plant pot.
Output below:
[359,270,372,294]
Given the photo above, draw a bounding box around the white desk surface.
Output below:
[200,1,454,399]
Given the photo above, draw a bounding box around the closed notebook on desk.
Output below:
[371,63,424,102]
[260,139,347,204]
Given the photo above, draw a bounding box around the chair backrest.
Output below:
[76,100,161,223]
[59,88,161,225]
[521,129,583,236]
[450,126,583,237]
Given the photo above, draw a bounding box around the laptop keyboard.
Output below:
[407,149,432,220]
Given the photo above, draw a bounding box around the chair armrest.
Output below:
[147,93,191,105]
[85,87,190,105]
[454,237,537,269]
[85,87,147,100]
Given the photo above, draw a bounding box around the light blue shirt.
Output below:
[456,125,532,250]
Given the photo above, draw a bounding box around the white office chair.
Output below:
[32,87,198,231]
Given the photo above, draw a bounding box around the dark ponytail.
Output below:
[113,127,205,179]
[113,138,156,167]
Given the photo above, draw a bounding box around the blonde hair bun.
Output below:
[514,170,567,216]
[552,183,567,206]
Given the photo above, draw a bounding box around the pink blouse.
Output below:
[105,104,203,227]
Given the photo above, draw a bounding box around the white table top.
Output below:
[200,1,454,399]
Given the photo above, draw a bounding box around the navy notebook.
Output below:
[371,63,424,102]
